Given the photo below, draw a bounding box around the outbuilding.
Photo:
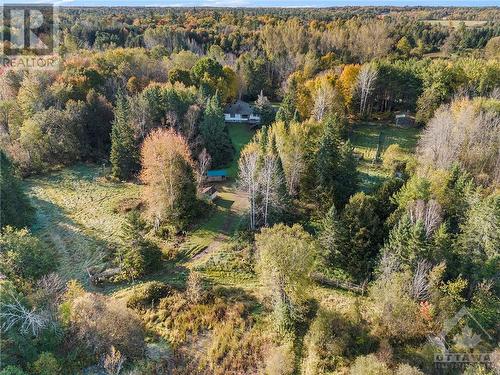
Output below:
[206,169,228,182]
[395,112,416,128]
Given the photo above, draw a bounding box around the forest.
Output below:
[0,5,499,375]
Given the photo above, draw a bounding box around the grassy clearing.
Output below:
[24,164,140,285]
[23,123,254,292]
[350,121,421,192]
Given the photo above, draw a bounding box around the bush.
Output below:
[0,366,27,375]
[126,281,172,310]
[382,144,408,175]
[395,363,425,375]
[0,227,56,281]
[302,309,350,374]
[349,354,391,375]
[71,292,145,358]
[30,352,61,375]
[0,151,33,229]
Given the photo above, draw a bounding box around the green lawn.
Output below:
[349,121,421,192]
[226,123,256,179]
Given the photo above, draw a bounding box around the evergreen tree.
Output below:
[199,95,234,167]
[276,79,299,126]
[116,211,162,281]
[269,135,290,222]
[382,215,429,268]
[340,192,383,280]
[110,93,138,180]
[0,151,33,229]
[275,92,297,126]
[254,91,275,127]
[319,204,346,267]
[315,115,358,208]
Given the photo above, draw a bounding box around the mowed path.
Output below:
[185,123,253,265]
[189,183,248,263]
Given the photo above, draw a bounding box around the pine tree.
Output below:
[276,79,299,126]
[319,204,346,267]
[110,93,138,180]
[255,91,275,126]
[276,93,297,126]
[269,135,290,222]
[199,95,234,167]
[0,151,34,229]
[382,215,429,268]
[340,192,383,279]
[315,115,358,208]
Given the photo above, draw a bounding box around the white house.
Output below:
[224,100,260,124]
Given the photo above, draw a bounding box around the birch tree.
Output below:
[238,148,260,230]
[196,148,211,189]
[357,64,378,117]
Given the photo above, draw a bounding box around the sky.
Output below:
[1,0,499,8]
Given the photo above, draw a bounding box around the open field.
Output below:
[24,164,140,285]
[23,123,255,293]
[421,19,489,28]
[350,121,421,191]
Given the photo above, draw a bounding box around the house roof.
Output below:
[207,169,228,177]
[225,100,254,116]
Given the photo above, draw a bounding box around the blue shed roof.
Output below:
[207,169,228,177]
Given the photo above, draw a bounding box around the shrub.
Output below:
[71,293,145,358]
[126,281,172,310]
[0,227,56,281]
[382,144,408,175]
[30,352,61,375]
[395,363,425,375]
[302,309,351,374]
[349,354,391,375]
[0,366,28,375]
[0,151,33,229]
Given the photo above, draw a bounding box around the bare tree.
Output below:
[410,260,431,301]
[196,148,211,189]
[408,199,443,237]
[129,94,152,141]
[418,100,500,184]
[312,84,330,121]
[0,292,52,336]
[357,64,378,117]
[182,104,201,145]
[103,346,126,375]
[259,155,283,227]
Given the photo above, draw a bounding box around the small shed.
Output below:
[224,100,261,124]
[206,169,228,182]
[201,186,218,201]
[395,112,416,128]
